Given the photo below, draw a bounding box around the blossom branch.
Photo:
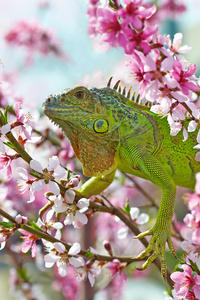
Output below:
[0,207,142,263]
[0,206,173,286]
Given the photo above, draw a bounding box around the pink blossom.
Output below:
[17,167,38,203]
[0,143,12,180]
[171,264,200,299]
[124,25,157,55]
[126,52,150,97]
[118,0,156,30]
[38,209,63,239]
[5,20,66,64]
[167,32,192,54]
[171,60,200,95]
[19,228,39,257]
[74,260,101,287]
[107,259,127,284]
[30,156,67,198]
[150,97,172,115]
[44,241,81,277]
[96,8,125,47]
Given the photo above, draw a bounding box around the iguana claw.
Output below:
[134,220,177,280]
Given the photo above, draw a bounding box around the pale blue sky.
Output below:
[0,0,200,106]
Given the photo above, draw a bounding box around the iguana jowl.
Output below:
[43,78,200,279]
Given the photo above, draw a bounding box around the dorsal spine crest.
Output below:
[106,77,151,108]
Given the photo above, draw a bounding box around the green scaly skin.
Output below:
[43,80,200,279]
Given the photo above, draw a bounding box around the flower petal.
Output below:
[30,160,43,173]
[54,242,65,253]
[69,256,85,268]
[136,213,149,225]
[130,207,140,220]
[49,180,60,195]
[68,242,81,255]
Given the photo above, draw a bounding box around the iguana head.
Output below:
[43,80,138,176]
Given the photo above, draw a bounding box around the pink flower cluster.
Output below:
[87,0,200,148]
[88,0,157,51]
[170,173,200,298]
[44,241,101,286]
[4,20,66,64]
[171,264,200,299]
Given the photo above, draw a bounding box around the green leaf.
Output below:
[67,169,71,180]
[3,105,10,123]
[0,109,6,124]
[29,221,43,232]
[0,221,14,228]
[85,249,94,258]
[109,0,115,8]
[30,171,40,179]
[3,141,15,150]
[123,198,130,215]
[17,268,29,281]
[189,259,200,274]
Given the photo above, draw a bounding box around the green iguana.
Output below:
[43,78,200,279]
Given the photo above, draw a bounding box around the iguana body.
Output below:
[43,79,200,278]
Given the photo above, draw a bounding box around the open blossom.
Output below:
[117,0,156,29]
[74,260,101,287]
[17,167,41,203]
[124,25,157,55]
[0,152,12,180]
[96,7,125,47]
[38,209,63,239]
[171,264,200,299]
[167,32,192,55]
[19,228,40,257]
[171,60,200,96]
[44,241,81,277]
[30,156,67,197]
[52,189,90,228]
[0,140,13,180]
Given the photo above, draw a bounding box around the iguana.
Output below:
[43,78,200,279]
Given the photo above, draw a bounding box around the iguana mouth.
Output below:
[43,102,93,119]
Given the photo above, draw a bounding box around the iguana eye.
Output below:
[94,119,108,133]
[74,91,84,99]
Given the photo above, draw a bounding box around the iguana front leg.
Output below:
[119,142,177,279]
[78,169,116,198]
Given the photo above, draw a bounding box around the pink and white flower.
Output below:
[171,264,200,299]
[30,156,67,197]
[74,260,101,287]
[52,189,90,228]
[19,228,40,257]
[44,241,81,277]
[0,141,13,181]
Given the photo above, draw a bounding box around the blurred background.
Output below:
[0,0,200,299]
[0,0,200,107]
